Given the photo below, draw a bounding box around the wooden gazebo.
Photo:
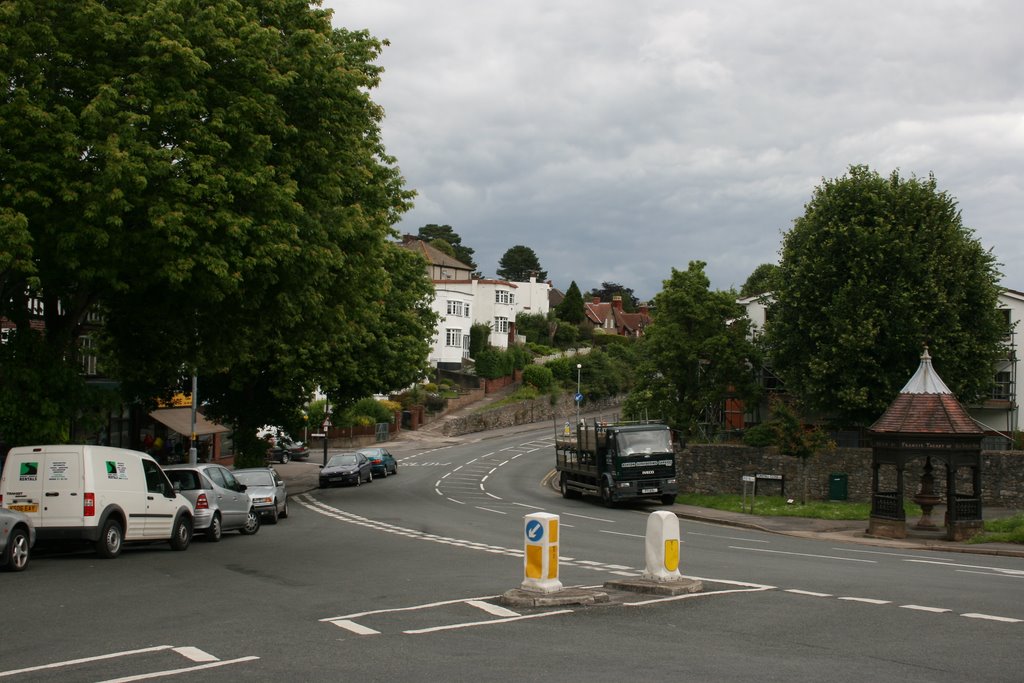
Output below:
[868,349,985,541]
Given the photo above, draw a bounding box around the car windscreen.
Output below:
[327,454,358,467]
[235,471,274,487]
[617,429,673,456]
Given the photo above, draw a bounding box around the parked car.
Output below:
[164,464,260,541]
[234,467,288,524]
[358,447,398,478]
[0,507,34,572]
[260,428,310,464]
[318,452,373,488]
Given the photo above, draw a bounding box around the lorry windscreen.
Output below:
[617,430,672,456]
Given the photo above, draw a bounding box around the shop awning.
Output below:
[149,408,230,437]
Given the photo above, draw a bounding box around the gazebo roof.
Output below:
[870,349,982,435]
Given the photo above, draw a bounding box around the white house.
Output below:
[399,237,551,370]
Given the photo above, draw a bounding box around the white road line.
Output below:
[625,585,774,606]
[96,657,260,682]
[488,467,497,474]
[962,613,1022,623]
[485,492,502,499]
[172,647,218,663]
[600,530,645,538]
[404,610,573,634]
[563,513,615,523]
[512,502,543,509]
[686,531,770,543]
[466,600,520,618]
[0,646,175,678]
[330,619,381,635]
[957,569,1024,579]
[728,546,878,563]
[836,548,953,559]
[476,506,507,515]
[838,597,891,605]
[903,559,1024,575]
[446,498,465,504]
[322,595,502,621]
[785,589,832,597]
[610,570,640,576]
[901,605,951,613]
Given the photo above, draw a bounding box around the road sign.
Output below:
[574,393,583,403]
[525,519,544,543]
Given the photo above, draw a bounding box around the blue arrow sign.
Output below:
[574,393,583,403]
[525,519,544,543]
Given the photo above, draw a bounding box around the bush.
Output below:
[348,397,396,424]
[522,365,554,392]
[425,392,446,413]
[743,422,777,447]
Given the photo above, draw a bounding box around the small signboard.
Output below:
[311,433,326,438]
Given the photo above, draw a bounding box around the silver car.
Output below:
[233,467,288,524]
[1,507,35,572]
[164,464,260,541]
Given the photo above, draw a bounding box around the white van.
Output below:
[0,445,194,558]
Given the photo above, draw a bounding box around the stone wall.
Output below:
[679,444,1024,508]
[442,395,623,436]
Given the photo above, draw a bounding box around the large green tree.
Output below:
[0,0,433,455]
[496,245,547,282]
[765,165,1005,426]
[624,261,760,435]
[587,282,639,311]
[739,263,779,298]
[417,224,477,271]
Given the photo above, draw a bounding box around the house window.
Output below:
[495,290,514,305]
[444,301,468,317]
[462,335,470,358]
[445,329,462,347]
[79,335,97,376]
[494,317,509,333]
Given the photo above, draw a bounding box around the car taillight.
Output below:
[195,493,209,510]
[84,492,95,516]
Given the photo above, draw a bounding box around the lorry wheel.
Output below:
[96,518,124,559]
[559,474,580,500]
[600,482,615,508]
[2,526,30,572]
[169,514,192,551]
[661,494,677,505]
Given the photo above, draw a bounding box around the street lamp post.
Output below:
[576,363,582,434]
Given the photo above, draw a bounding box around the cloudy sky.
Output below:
[326,1,1023,300]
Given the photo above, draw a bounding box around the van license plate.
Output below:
[7,504,38,513]
[641,488,657,494]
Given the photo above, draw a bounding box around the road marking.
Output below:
[785,589,832,597]
[957,569,1024,579]
[728,547,878,563]
[835,548,953,559]
[330,619,381,635]
[172,647,218,663]
[838,597,891,605]
[404,610,573,634]
[512,502,543,509]
[0,646,175,678]
[686,531,770,543]
[476,506,507,515]
[466,600,520,618]
[962,613,1023,623]
[563,512,615,523]
[901,605,951,613]
[446,498,465,504]
[96,657,260,682]
[904,559,1024,576]
[624,585,775,606]
[600,530,645,538]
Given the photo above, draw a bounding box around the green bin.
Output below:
[829,473,848,501]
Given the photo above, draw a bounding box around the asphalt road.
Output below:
[3,425,1022,682]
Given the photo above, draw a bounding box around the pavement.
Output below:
[273,392,1024,560]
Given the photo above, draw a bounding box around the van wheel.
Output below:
[169,514,192,551]
[2,526,30,572]
[96,518,123,559]
[206,514,222,542]
[240,508,260,535]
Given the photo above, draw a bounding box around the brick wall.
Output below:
[442,394,623,436]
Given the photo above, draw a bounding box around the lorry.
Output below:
[0,445,194,558]
[555,419,679,506]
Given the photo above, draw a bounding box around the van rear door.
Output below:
[39,450,84,529]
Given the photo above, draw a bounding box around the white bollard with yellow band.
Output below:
[521,512,562,593]
[642,510,682,582]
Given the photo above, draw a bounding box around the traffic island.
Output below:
[499,587,611,608]
[603,576,703,596]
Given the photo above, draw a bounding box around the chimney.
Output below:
[593,296,601,304]
[612,295,623,310]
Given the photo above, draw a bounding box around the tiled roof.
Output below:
[870,348,982,435]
